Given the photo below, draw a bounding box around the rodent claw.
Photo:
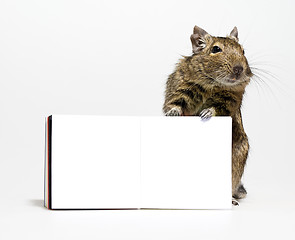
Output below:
[232,198,240,206]
[165,108,181,116]
[200,108,215,120]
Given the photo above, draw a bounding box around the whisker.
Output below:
[250,72,282,108]
[249,76,263,100]
[250,67,291,99]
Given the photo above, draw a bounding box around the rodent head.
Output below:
[190,25,253,87]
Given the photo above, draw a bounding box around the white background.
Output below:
[0,0,294,239]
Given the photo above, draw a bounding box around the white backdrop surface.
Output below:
[0,0,294,239]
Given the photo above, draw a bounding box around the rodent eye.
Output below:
[212,46,222,54]
[242,49,245,54]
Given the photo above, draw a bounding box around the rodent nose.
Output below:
[233,65,243,78]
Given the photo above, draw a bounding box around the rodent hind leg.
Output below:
[232,184,246,206]
[232,136,249,198]
[233,183,247,199]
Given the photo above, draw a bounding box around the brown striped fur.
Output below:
[163,26,252,199]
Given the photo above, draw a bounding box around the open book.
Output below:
[45,115,232,210]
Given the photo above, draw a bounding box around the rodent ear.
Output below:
[190,25,211,54]
[229,26,239,41]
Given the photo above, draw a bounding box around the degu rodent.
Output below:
[163,25,252,202]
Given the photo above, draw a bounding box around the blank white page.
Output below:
[51,115,140,209]
[140,117,232,209]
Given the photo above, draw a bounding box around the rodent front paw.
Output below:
[200,107,216,120]
[165,107,182,116]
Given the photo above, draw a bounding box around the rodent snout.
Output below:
[233,65,243,79]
